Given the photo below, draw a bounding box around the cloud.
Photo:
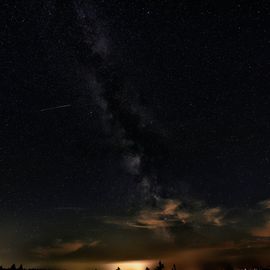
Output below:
[259,199,270,209]
[34,240,100,258]
[202,207,225,226]
[103,199,182,241]
[176,211,191,224]
[136,212,169,229]
[251,221,270,237]
[249,198,270,237]
[23,198,270,267]
[130,199,181,229]
[132,199,226,229]
[162,200,181,215]
[104,198,229,245]
[105,198,228,232]
[25,197,270,266]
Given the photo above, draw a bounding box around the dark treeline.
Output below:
[1,262,270,270]
[0,261,168,270]
[0,265,55,270]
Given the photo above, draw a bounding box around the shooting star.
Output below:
[40,104,72,112]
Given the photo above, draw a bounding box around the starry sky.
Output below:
[1,1,270,269]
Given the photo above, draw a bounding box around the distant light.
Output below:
[105,260,153,270]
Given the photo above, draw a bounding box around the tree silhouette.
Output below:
[155,261,164,270]
[172,264,176,270]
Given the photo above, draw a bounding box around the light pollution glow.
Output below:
[105,260,155,270]
[46,260,155,270]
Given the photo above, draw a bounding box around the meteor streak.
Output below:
[40,104,71,112]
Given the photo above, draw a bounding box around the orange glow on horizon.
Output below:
[105,260,154,270]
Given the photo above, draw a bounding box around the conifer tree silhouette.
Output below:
[155,261,164,270]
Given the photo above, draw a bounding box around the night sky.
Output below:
[1,1,270,269]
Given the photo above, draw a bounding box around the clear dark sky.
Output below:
[1,1,270,269]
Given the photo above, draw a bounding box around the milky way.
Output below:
[1,1,270,269]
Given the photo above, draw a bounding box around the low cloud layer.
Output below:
[2,197,269,269]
